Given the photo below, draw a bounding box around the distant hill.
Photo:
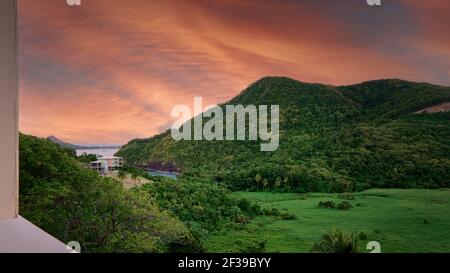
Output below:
[46,135,121,150]
[117,77,450,192]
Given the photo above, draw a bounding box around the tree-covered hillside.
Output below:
[19,134,195,252]
[20,134,268,252]
[117,77,450,192]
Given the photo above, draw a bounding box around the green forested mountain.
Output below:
[19,78,450,253]
[117,77,450,192]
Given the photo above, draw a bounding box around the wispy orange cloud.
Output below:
[19,0,450,145]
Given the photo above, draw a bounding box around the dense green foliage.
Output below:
[19,134,271,253]
[19,134,194,253]
[138,178,240,251]
[77,153,97,163]
[117,77,450,193]
[137,176,289,251]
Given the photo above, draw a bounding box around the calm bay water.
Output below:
[76,148,120,157]
[148,171,178,179]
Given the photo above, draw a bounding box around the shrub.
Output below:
[235,215,250,224]
[337,201,352,210]
[318,201,336,208]
[280,212,296,220]
[310,229,359,253]
[358,232,368,241]
[241,240,267,253]
[263,207,282,217]
[338,193,355,200]
[237,198,261,217]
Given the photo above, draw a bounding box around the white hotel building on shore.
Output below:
[90,156,124,175]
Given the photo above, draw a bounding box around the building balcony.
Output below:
[0,216,71,253]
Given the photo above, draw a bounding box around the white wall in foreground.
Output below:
[0,217,71,253]
[0,1,71,253]
[0,0,19,220]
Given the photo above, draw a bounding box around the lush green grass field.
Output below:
[206,189,450,253]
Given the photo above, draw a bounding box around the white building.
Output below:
[90,156,124,175]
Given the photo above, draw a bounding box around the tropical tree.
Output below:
[131,173,140,185]
[275,177,282,189]
[310,229,359,253]
[255,174,262,191]
[262,178,269,192]
[283,177,289,188]
[118,170,126,181]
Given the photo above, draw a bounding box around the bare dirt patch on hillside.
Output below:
[107,172,153,189]
[415,102,450,114]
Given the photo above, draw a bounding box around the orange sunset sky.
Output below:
[19,0,450,145]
